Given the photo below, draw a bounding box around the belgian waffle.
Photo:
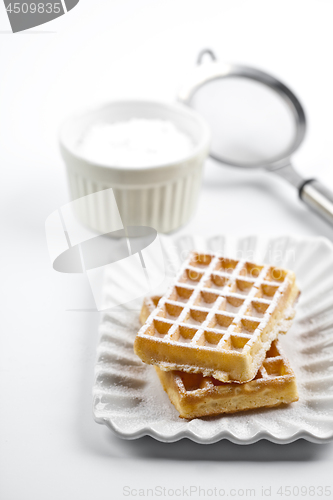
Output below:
[134,252,299,383]
[155,341,298,418]
[140,296,298,419]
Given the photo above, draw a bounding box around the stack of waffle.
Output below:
[134,252,300,419]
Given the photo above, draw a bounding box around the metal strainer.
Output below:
[178,49,333,226]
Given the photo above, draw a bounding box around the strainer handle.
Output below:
[300,180,333,226]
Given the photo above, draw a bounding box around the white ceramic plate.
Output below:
[93,235,333,444]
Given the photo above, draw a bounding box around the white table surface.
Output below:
[1,1,333,499]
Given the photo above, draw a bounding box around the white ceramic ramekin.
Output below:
[59,100,210,233]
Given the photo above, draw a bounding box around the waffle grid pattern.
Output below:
[141,294,298,418]
[140,252,290,355]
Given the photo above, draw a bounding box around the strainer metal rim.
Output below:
[178,59,307,169]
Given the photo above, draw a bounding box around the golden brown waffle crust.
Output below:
[154,339,299,419]
[140,296,298,419]
[134,253,300,383]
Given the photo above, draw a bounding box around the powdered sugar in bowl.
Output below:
[59,100,210,233]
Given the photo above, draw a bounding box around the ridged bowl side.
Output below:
[67,168,203,233]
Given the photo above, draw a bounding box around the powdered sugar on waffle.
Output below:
[137,252,295,359]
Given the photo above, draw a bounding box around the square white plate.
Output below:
[93,235,333,444]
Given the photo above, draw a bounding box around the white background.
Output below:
[1,1,333,499]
